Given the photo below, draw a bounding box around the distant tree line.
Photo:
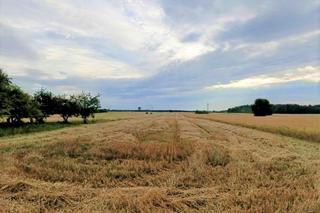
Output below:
[195,110,209,114]
[227,102,320,114]
[227,105,252,113]
[97,108,109,113]
[0,69,100,125]
[272,104,320,114]
[109,109,193,112]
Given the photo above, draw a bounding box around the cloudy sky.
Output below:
[0,0,319,110]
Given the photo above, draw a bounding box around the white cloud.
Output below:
[222,30,320,58]
[0,0,318,109]
[0,44,144,80]
[0,0,258,79]
[205,66,320,90]
[54,85,83,95]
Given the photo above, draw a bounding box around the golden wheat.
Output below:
[188,113,320,142]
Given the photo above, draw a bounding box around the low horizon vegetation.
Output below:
[0,121,82,138]
[227,103,320,114]
[1,69,100,126]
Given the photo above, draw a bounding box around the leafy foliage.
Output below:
[252,99,273,116]
[195,110,209,114]
[34,89,59,121]
[0,69,12,117]
[227,105,252,113]
[228,104,320,114]
[0,69,101,126]
[55,95,79,123]
[6,86,32,124]
[272,104,320,114]
[74,92,100,123]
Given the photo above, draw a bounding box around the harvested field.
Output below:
[0,113,319,212]
[0,112,147,137]
[46,112,148,123]
[188,113,320,142]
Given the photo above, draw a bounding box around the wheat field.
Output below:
[189,113,320,142]
[0,113,319,212]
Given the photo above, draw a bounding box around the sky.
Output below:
[0,0,319,110]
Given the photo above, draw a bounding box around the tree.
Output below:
[1,69,103,126]
[1,69,42,124]
[0,69,12,117]
[227,105,252,113]
[74,92,100,123]
[272,104,320,114]
[56,95,78,123]
[34,89,58,122]
[251,99,272,116]
[6,86,33,124]
[27,99,44,124]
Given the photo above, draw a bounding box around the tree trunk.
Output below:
[63,115,69,123]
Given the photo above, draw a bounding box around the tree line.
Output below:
[227,102,320,114]
[0,69,100,125]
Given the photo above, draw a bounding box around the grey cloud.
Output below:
[160,0,260,25]
[182,33,201,42]
[0,23,39,59]
[1,0,319,110]
[217,1,319,42]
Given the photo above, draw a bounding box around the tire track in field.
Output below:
[181,114,298,162]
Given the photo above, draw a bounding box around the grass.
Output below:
[0,113,319,212]
[0,112,148,137]
[188,113,320,142]
[0,122,83,137]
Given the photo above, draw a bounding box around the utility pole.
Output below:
[206,102,209,112]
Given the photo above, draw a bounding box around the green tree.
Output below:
[56,95,78,123]
[251,99,272,116]
[6,86,33,124]
[34,89,58,122]
[74,92,100,123]
[27,98,44,124]
[1,69,43,124]
[0,69,12,117]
